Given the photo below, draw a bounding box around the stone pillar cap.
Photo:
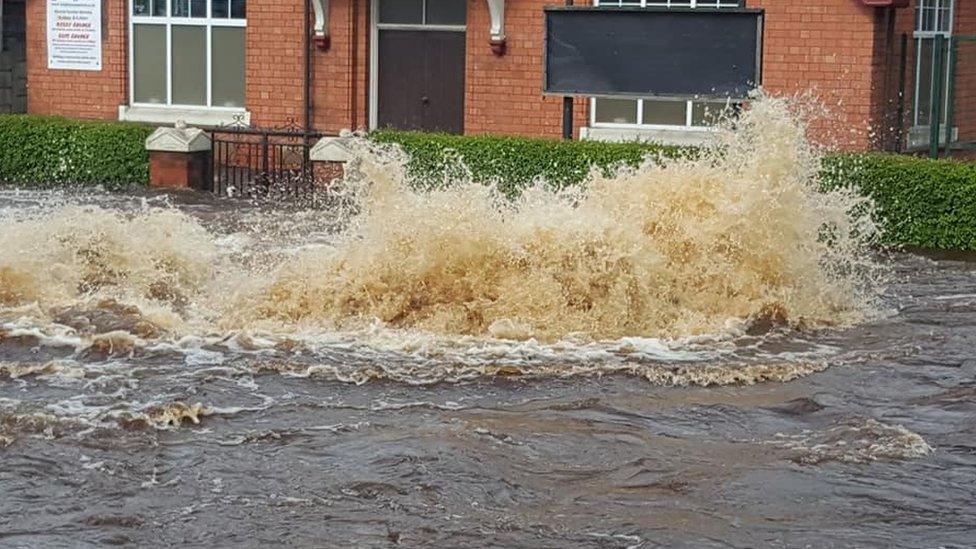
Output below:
[310,135,356,162]
[146,121,212,153]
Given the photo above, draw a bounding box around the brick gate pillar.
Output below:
[145,121,212,190]
[309,131,356,184]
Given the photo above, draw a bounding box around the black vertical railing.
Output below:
[207,119,331,199]
[929,34,946,159]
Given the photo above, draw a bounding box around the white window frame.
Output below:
[588,0,743,132]
[128,0,247,112]
[912,0,954,128]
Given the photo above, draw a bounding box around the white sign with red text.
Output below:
[47,0,102,71]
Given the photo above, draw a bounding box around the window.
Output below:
[590,0,743,131]
[130,0,246,109]
[377,0,466,26]
[913,0,953,127]
[916,0,952,34]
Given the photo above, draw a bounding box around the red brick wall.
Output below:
[245,0,305,127]
[465,0,891,148]
[239,0,370,132]
[311,0,369,133]
[753,0,886,150]
[26,0,127,119]
[464,0,588,138]
[21,0,917,152]
[26,0,370,131]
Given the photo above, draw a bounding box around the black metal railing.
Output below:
[208,118,331,199]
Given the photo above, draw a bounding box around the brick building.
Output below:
[5,0,973,150]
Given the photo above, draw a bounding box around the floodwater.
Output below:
[2,100,975,548]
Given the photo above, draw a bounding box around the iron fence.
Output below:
[905,33,976,159]
[208,119,332,199]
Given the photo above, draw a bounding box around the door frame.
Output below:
[368,0,467,130]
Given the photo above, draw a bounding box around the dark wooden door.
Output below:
[377,30,465,134]
[422,31,465,133]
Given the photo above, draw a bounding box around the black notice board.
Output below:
[544,7,764,98]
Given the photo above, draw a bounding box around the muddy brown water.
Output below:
[0,189,974,549]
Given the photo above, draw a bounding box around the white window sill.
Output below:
[118,105,251,127]
[581,126,718,146]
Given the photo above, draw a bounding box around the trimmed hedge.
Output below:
[0,115,153,188]
[370,129,686,196]
[1,116,974,250]
[822,153,976,251]
[376,130,976,251]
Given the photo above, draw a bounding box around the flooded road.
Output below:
[1,188,973,548]
[1,102,974,548]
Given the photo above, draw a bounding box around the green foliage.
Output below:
[370,129,686,196]
[0,115,153,188]
[821,153,976,251]
[3,118,975,251]
[375,130,976,251]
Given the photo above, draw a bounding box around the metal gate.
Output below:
[208,120,329,199]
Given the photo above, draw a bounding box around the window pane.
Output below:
[642,99,687,126]
[192,0,206,17]
[172,26,207,106]
[230,0,246,19]
[133,24,167,104]
[937,5,951,33]
[152,0,167,16]
[916,39,933,125]
[212,0,229,18]
[921,7,935,32]
[379,0,423,24]
[692,101,738,127]
[212,27,246,107]
[594,98,637,124]
[425,0,466,25]
[173,0,189,17]
[133,0,150,16]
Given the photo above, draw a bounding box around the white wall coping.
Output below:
[119,105,251,128]
[145,122,212,153]
[310,134,356,162]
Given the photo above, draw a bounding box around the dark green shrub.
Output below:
[821,153,976,251]
[370,129,686,196]
[0,115,153,188]
[4,117,975,251]
[373,130,976,251]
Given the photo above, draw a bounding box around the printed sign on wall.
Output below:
[47,0,102,71]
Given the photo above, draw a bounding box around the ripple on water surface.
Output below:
[1,97,969,548]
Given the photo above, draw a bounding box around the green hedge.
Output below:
[822,153,976,251]
[375,130,976,251]
[370,129,686,196]
[0,115,153,188]
[2,117,975,250]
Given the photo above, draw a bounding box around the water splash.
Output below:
[0,204,219,335]
[234,96,882,341]
[0,96,883,380]
[771,419,934,464]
